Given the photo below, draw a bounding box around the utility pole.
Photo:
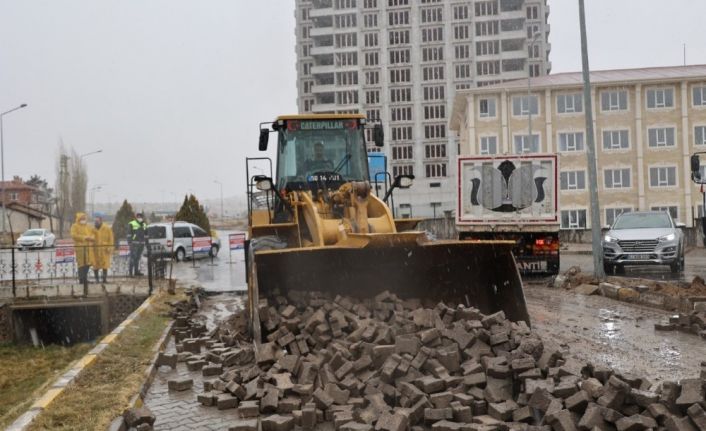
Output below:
[579,0,605,279]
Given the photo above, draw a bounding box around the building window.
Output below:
[476,61,500,76]
[424,143,446,159]
[479,136,497,155]
[423,85,444,101]
[647,127,676,148]
[423,104,445,120]
[425,163,447,178]
[421,27,444,43]
[693,85,706,106]
[364,32,379,47]
[453,5,468,20]
[605,208,632,226]
[389,68,411,83]
[420,7,443,23]
[388,30,410,45]
[389,49,411,64]
[526,5,539,20]
[695,126,706,146]
[650,206,678,221]
[475,1,498,16]
[391,126,413,141]
[364,0,377,8]
[649,166,677,188]
[455,63,471,79]
[9,192,18,201]
[453,25,470,40]
[561,209,587,229]
[392,145,413,160]
[558,132,584,152]
[601,90,628,112]
[479,98,496,118]
[421,47,444,62]
[646,88,674,109]
[390,106,412,121]
[365,52,379,66]
[475,21,499,37]
[392,164,414,178]
[602,130,629,150]
[424,124,446,139]
[475,41,499,56]
[366,90,380,104]
[388,10,409,26]
[557,93,583,114]
[454,44,470,59]
[604,168,631,189]
[390,87,412,102]
[513,135,539,154]
[560,171,586,191]
[365,71,379,85]
[512,95,539,116]
[422,66,444,81]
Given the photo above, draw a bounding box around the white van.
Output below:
[146,222,218,261]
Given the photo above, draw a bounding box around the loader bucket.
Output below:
[248,238,529,339]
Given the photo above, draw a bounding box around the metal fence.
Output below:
[0,241,168,297]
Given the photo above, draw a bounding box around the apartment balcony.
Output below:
[499,29,526,40]
[310,45,335,57]
[309,7,333,18]
[311,64,337,75]
[310,26,334,37]
[499,9,525,20]
[311,103,338,113]
[311,84,337,94]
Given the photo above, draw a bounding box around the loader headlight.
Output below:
[658,233,676,242]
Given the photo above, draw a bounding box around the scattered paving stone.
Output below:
[167,378,193,392]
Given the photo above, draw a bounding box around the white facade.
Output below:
[295,0,550,217]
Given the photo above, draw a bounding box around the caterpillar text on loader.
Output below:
[245,114,529,341]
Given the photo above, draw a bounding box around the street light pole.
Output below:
[527,33,542,152]
[89,185,104,219]
[0,104,28,239]
[214,180,224,220]
[79,150,103,213]
[579,0,605,279]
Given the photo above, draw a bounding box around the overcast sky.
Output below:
[1,0,705,205]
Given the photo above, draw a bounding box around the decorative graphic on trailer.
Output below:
[458,156,557,224]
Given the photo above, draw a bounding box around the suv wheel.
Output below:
[670,254,684,274]
[175,248,186,262]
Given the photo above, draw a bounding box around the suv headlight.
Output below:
[603,235,618,243]
[658,233,676,242]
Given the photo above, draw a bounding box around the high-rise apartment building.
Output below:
[295,0,551,217]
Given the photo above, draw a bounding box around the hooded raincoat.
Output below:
[70,212,94,266]
[92,223,114,270]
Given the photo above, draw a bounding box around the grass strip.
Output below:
[0,342,92,428]
[27,289,180,431]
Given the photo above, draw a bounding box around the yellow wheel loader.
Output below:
[245,114,529,340]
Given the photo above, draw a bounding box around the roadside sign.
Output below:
[55,240,75,263]
[118,240,130,257]
[229,233,245,251]
[192,237,212,255]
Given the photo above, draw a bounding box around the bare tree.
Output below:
[54,141,88,237]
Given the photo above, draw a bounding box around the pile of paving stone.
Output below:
[655,311,706,339]
[164,290,706,431]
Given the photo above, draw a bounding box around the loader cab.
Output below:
[270,115,372,193]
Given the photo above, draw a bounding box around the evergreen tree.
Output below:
[112,199,135,243]
[176,194,211,233]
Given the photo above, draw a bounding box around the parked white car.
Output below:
[16,229,56,249]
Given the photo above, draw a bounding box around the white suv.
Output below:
[146,222,215,261]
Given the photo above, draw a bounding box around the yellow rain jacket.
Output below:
[92,223,114,270]
[70,212,94,266]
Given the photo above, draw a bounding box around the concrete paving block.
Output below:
[575,284,600,296]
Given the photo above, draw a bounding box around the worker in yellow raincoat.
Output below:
[70,212,94,285]
[91,216,114,283]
